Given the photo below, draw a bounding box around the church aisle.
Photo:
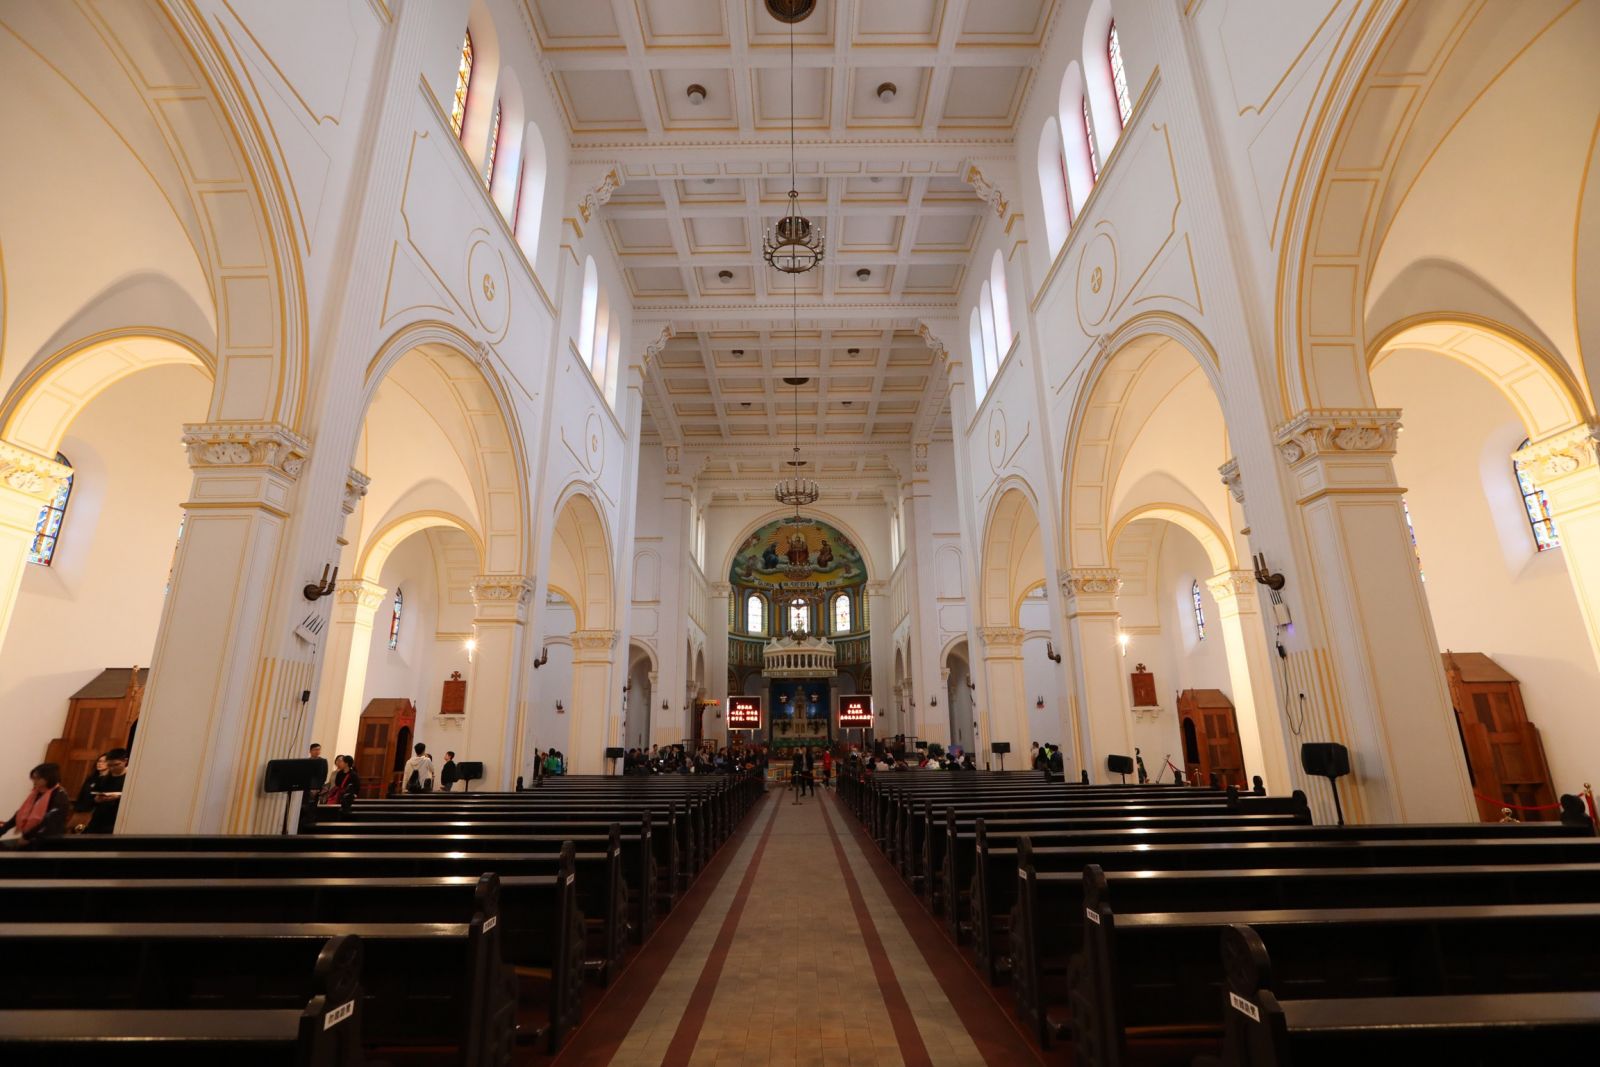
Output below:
[552,785,1050,1067]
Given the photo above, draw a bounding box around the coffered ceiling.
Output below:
[526,0,1058,457]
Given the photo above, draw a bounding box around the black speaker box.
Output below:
[264,758,326,794]
[604,747,626,760]
[990,742,1011,755]
[1300,742,1350,778]
[456,761,484,781]
[1106,754,1134,775]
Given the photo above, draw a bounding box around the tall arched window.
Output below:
[969,308,988,401]
[978,281,1000,385]
[746,594,765,635]
[1058,66,1096,215]
[603,310,623,403]
[833,593,851,634]
[1191,579,1206,640]
[578,256,599,364]
[1037,117,1071,255]
[1108,22,1131,127]
[1514,439,1561,551]
[483,100,502,187]
[988,251,1013,358]
[1082,97,1100,180]
[27,452,73,566]
[514,122,547,251]
[388,587,404,650]
[449,31,475,140]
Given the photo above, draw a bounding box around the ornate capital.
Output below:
[334,577,388,612]
[1273,409,1401,467]
[1513,424,1600,484]
[1204,569,1257,603]
[865,580,890,596]
[663,444,681,476]
[963,162,1009,220]
[470,573,534,623]
[912,441,929,473]
[0,441,71,504]
[572,628,617,663]
[1060,567,1122,599]
[915,321,949,365]
[182,422,310,479]
[643,324,673,366]
[343,468,371,516]
[709,581,733,598]
[577,167,623,223]
[1219,457,1244,504]
[979,625,1025,650]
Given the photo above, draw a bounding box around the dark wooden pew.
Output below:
[1216,923,1600,1066]
[0,868,583,1051]
[0,933,364,1067]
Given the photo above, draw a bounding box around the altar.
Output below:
[763,633,835,749]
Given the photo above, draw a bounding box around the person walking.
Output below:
[439,751,459,792]
[1,763,70,846]
[802,747,816,797]
[790,749,805,804]
[821,748,833,790]
[403,743,435,793]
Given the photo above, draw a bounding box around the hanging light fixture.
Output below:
[774,244,819,513]
[762,0,824,276]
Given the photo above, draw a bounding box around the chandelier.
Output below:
[762,1,824,276]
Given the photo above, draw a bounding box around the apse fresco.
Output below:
[728,517,866,591]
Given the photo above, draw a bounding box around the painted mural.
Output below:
[729,517,866,591]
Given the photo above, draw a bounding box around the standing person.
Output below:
[440,751,459,792]
[305,742,327,812]
[403,743,435,793]
[802,747,816,797]
[821,748,833,790]
[790,749,805,804]
[84,748,128,834]
[1,763,71,846]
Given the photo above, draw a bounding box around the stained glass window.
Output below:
[833,594,851,634]
[746,593,764,635]
[483,100,502,187]
[788,598,809,636]
[449,31,474,140]
[1402,498,1424,581]
[388,587,403,650]
[1514,438,1561,551]
[1191,579,1206,640]
[1082,97,1100,181]
[26,453,72,566]
[1108,23,1131,127]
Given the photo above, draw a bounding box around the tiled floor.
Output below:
[551,787,1053,1067]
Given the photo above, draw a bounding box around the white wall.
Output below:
[523,598,575,769]
[0,365,207,791]
[1376,351,1600,793]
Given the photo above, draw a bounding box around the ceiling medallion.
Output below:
[764,0,817,24]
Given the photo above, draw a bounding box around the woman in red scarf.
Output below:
[0,763,70,847]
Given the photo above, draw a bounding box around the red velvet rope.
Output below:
[1473,791,1563,813]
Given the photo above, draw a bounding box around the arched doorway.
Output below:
[539,489,616,773]
[977,485,1049,769]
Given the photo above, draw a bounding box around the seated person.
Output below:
[1,763,70,846]
[84,748,129,834]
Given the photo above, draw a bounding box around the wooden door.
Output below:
[1444,652,1555,821]
[353,699,417,798]
[1178,689,1246,788]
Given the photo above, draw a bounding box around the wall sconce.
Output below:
[1036,696,1045,708]
[661,700,669,711]
[930,694,938,707]
[532,646,549,669]
[302,563,339,601]
[555,700,565,714]
[1117,632,1131,655]
[965,678,976,692]
[1252,552,1286,591]
[1045,640,1062,663]
[463,637,477,663]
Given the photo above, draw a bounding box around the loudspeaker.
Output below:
[1300,742,1350,779]
[1106,754,1134,776]
[989,742,1011,755]
[264,758,326,794]
[456,761,484,781]
[604,747,626,760]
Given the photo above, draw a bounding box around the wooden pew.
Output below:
[0,933,364,1067]
[0,867,584,1051]
[1216,923,1600,1065]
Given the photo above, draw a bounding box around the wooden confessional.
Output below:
[1443,651,1557,822]
[1177,688,1246,788]
[44,666,146,801]
[354,698,417,798]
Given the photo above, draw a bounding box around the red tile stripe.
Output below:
[550,794,777,1067]
[818,794,935,1067]
[656,795,783,1067]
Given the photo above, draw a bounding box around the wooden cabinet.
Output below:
[1177,688,1246,788]
[1443,651,1557,822]
[354,698,417,798]
[44,666,146,799]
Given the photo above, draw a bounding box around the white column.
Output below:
[903,455,951,745]
[570,628,618,772]
[706,582,731,742]
[466,573,532,790]
[0,443,71,653]
[1206,568,1290,792]
[311,577,387,760]
[120,423,315,833]
[1062,567,1132,782]
[1276,409,1474,822]
[866,580,894,735]
[977,626,1028,768]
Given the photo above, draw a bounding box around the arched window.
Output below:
[483,99,502,187]
[1108,22,1131,127]
[578,257,599,364]
[1036,117,1071,255]
[591,289,611,379]
[989,251,1013,358]
[1191,579,1206,640]
[1058,66,1096,215]
[969,308,988,401]
[1082,97,1100,181]
[449,31,475,140]
[27,452,73,566]
[1514,439,1561,551]
[604,310,623,403]
[788,598,810,636]
[746,594,765,635]
[514,122,547,251]
[833,593,852,634]
[388,587,404,650]
[978,281,1000,385]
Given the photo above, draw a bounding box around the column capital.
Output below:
[334,576,388,612]
[1274,408,1402,467]
[343,468,371,516]
[0,439,71,508]
[865,579,889,596]
[572,628,617,663]
[1061,567,1121,616]
[1204,569,1259,608]
[182,422,311,478]
[709,581,733,599]
[1513,423,1600,483]
[1219,457,1244,504]
[470,573,534,623]
[978,625,1026,650]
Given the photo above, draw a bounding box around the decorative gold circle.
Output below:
[482,274,495,301]
[1090,266,1103,294]
[591,434,599,451]
[994,430,1002,447]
